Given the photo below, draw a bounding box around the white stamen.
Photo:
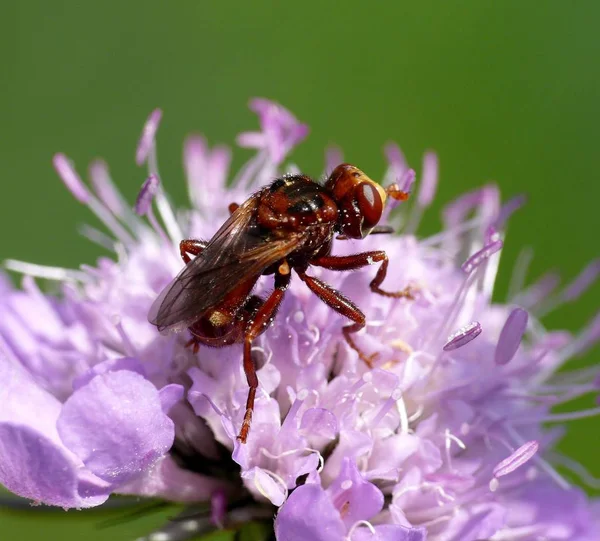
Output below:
[148,533,170,541]
[431,271,478,348]
[421,216,487,247]
[154,189,182,246]
[513,407,600,424]
[112,315,137,357]
[414,514,454,529]
[404,152,438,234]
[395,482,455,506]
[347,520,376,539]
[557,311,600,361]
[396,393,410,435]
[4,260,90,282]
[480,233,503,300]
[251,468,288,506]
[78,224,116,251]
[232,149,269,187]
[408,404,424,423]
[489,525,547,540]
[550,452,600,489]
[260,447,324,471]
[508,247,534,301]
[143,140,183,246]
[325,146,344,178]
[89,159,128,219]
[444,429,467,471]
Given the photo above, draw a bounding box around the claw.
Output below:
[362,351,380,369]
[185,337,200,354]
[376,284,419,300]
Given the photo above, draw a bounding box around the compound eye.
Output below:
[356,182,383,234]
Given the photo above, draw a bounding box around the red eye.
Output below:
[356,183,383,233]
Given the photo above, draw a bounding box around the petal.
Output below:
[159,383,185,413]
[352,524,427,541]
[242,466,287,506]
[72,356,146,391]
[0,424,110,508]
[443,503,506,540]
[368,434,420,477]
[327,458,384,529]
[57,370,174,485]
[503,480,598,536]
[322,430,373,483]
[117,455,229,503]
[0,355,110,508]
[275,484,345,541]
[300,407,338,441]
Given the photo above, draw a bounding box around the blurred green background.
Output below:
[2,1,599,539]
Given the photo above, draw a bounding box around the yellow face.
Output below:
[358,170,388,207]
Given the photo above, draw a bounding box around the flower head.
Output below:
[1,100,599,540]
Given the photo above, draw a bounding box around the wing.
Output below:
[148,194,306,332]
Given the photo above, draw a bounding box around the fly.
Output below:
[149,164,413,443]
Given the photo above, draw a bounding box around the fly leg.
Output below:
[179,240,208,352]
[179,239,207,264]
[312,251,416,299]
[179,205,237,263]
[336,225,394,240]
[297,272,379,368]
[237,268,291,443]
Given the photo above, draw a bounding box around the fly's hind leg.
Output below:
[297,272,379,368]
[178,239,208,352]
[237,268,291,443]
[179,239,207,264]
[180,206,238,264]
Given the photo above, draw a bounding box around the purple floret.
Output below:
[0,99,599,540]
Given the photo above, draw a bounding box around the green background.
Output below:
[2,1,599,539]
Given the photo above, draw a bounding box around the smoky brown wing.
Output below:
[148,197,305,331]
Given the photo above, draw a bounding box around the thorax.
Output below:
[256,175,338,230]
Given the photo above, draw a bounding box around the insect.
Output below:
[149,164,414,443]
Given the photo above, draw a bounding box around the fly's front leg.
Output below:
[312,251,416,299]
[237,268,291,443]
[336,225,394,240]
[297,272,379,368]
[179,239,207,264]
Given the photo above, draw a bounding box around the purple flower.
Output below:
[1,99,599,541]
